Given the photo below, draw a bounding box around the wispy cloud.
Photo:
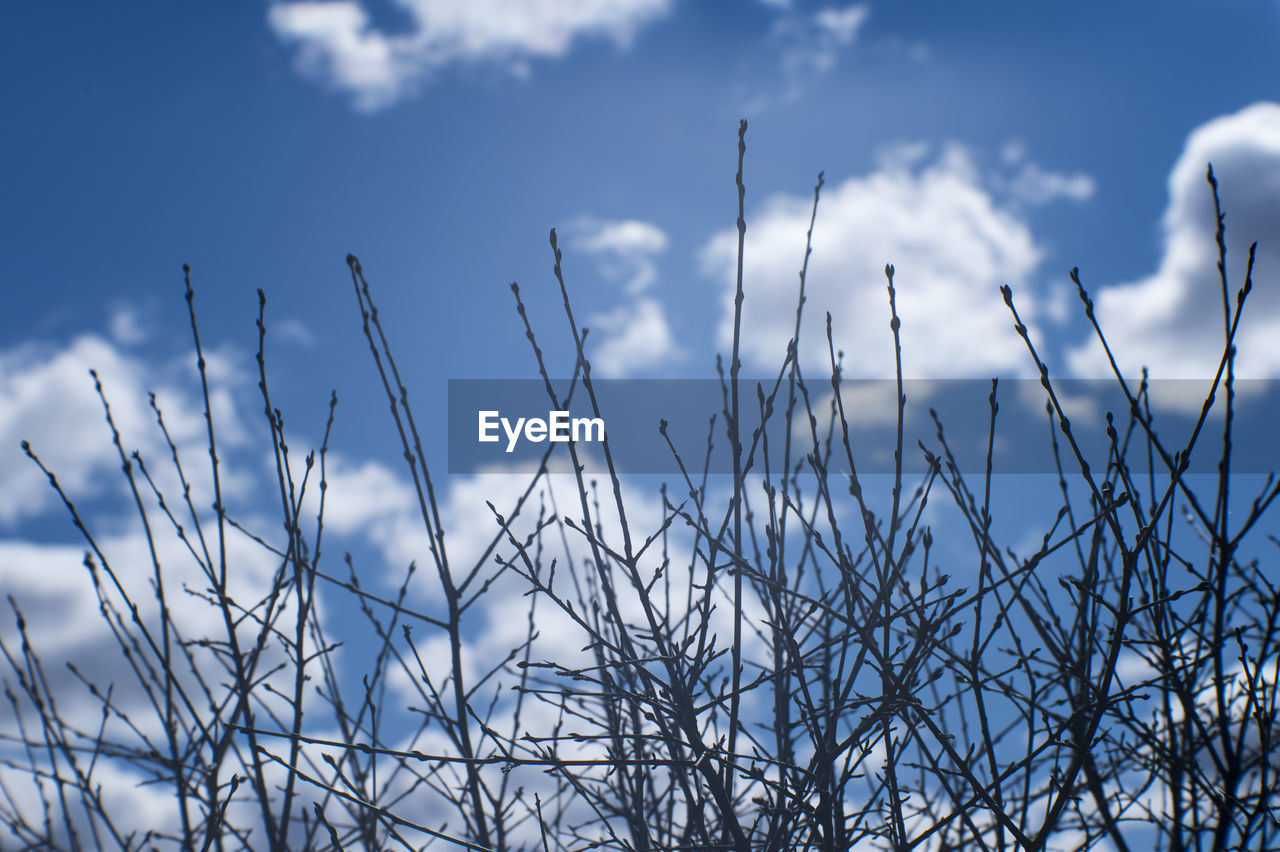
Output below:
[767,3,869,100]
[813,5,868,46]
[268,0,674,110]
[570,218,668,295]
[996,140,1096,207]
[567,218,682,376]
[273,317,317,347]
[108,304,148,346]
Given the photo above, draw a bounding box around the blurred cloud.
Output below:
[1,502,333,845]
[570,218,669,295]
[771,3,869,92]
[268,0,674,110]
[567,218,682,376]
[108,304,148,346]
[996,140,1096,207]
[813,5,869,45]
[701,141,1082,379]
[0,331,397,843]
[0,328,285,766]
[273,317,318,347]
[587,296,682,376]
[0,335,251,526]
[1067,101,1280,380]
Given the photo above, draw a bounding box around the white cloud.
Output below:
[1005,162,1096,207]
[571,218,669,295]
[273,317,317,347]
[269,2,403,109]
[565,218,681,376]
[578,218,668,256]
[994,138,1096,207]
[1,509,333,846]
[773,3,869,81]
[876,139,930,172]
[0,333,358,846]
[0,336,252,526]
[701,142,1046,380]
[813,5,869,45]
[0,337,139,525]
[1067,102,1280,381]
[0,321,294,840]
[0,328,291,695]
[587,296,681,376]
[268,0,674,110]
[108,304,148,345]
[1,521,283,662]
[351,464,785,850]
[1000,139,1028,165]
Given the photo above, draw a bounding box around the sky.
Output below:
[3,0,1280,843]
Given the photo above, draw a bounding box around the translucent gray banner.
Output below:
[447,379,1279,476]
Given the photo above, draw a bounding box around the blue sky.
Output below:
[4,0,1278,521]
[3,1,1279,842]
[6,2,1278,391]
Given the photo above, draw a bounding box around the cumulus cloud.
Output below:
[0,328,289,712]
[0,333,310,838]
[268,0,673,110]
[701,142,1055,379]
[0,336,251,526]
[0,329,612,844]
[1067,102,1280,381]
[0,328,381,844]
[1,500,332,846]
